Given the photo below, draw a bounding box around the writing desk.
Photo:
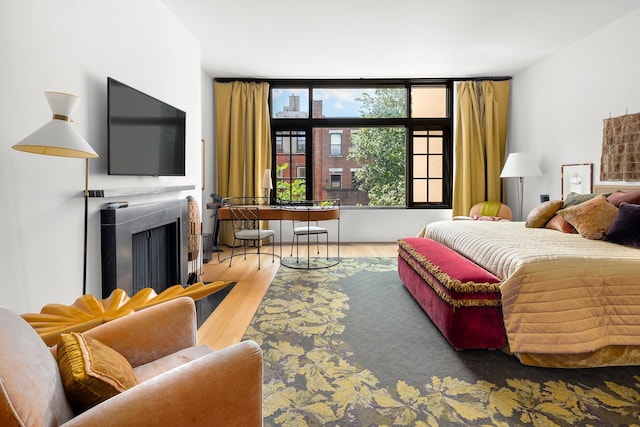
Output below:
[217,204,340,269]
[217,205,286,221]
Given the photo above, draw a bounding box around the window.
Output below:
[311,88,406,118]
[272,89,309,118]
[351,168,361,187]
[412,130,444,203]
[297,138,305,153]
[269,80,452,208]
[274,130,307,201]
[330,131,342,156]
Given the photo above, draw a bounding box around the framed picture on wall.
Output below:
[561,163,593,200]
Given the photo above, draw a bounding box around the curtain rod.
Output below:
[214,76,512,83]
[455,76,512,82]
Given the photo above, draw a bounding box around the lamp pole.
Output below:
[500,153,542,221]
[83,159,89,295]
[517,176,524,221]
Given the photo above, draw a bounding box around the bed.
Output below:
[408,185,640,368]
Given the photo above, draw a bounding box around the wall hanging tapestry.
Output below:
[600,112,640,181]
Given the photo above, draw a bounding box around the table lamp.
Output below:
[262,168,273,201]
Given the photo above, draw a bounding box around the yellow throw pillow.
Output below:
[57,332,138,413]
[557,195,618,240]
[525,200,563,228]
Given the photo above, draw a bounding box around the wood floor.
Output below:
[196,243,398,349]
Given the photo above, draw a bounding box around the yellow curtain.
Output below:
[214,81,272,245]
[452,80,510,217]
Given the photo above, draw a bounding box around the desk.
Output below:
[217,204,340,269]
[217,205,286,221]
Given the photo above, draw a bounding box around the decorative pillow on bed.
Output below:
[525,200,563,228]
[545,214,576,233]
[557,195,618,239]
[605,203,640,247]
[607,190,640,207]
[563,192,597,207]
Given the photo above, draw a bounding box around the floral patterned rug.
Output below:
[243,257,640,426]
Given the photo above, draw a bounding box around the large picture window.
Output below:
[270,79,453,208]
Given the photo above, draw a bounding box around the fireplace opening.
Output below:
[132,222,179,295]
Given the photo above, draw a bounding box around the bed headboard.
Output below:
[594,184,640,194]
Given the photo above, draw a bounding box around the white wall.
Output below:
[0,0,202,313]
[270,208,451,244]
[507,9,640,216]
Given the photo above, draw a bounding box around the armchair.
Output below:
[0,297,263,426]
[469,201,512,220]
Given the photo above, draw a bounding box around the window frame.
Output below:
[267,78,454,208]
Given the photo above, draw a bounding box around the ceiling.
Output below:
[161,0,639,80]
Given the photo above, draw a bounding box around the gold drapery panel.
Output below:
[601,112,640,181]
[452,80,510,217]
[214,81,272,246]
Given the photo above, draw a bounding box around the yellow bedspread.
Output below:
[424,220,640,356]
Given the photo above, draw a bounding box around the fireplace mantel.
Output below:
[87,185,195,198]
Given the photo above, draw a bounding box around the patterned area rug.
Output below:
[243,258,640,426]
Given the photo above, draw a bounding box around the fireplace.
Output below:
[100,199,188,298]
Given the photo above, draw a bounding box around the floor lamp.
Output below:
[500,152,542,221]
[12,92,99,295]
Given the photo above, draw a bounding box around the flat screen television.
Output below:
[107,77,186,176]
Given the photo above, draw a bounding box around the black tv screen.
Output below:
[108,78,186,176]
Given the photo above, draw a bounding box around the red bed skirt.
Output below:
[397,237,506,350]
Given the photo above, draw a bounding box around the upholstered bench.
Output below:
[397,237,506,350]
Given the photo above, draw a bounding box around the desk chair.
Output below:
[226,197,275,269]
[290,220,329,261]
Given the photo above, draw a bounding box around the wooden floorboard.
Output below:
[197,243,398,349]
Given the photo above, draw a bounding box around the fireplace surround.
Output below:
[100,199,188,298]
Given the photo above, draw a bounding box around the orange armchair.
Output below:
[469,201,512,220]
[0,297,263,426]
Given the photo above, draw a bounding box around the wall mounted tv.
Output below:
[107,77,186,176]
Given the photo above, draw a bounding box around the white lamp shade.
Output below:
[262,168,273,189]
[12,92,98,159]
[500,152,541,178]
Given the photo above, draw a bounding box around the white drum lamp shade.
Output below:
[262,168,273,200]
[500,153,542,221]
[262,168,273,191]
[499,152,542,179]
